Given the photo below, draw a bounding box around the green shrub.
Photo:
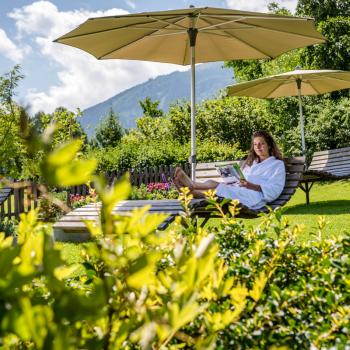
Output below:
[210,211,350,349]
[0,217,16,237]
[196,97,268,150]
[2,126,348,349]
[1,187,349,349]
[37,191,67,222]
[93,139,244,173]
[306,97,350,154]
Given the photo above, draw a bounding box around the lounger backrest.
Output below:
[307,147,350,179]
[268,157,304,209]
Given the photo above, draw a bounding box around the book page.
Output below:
[216,164,239,183]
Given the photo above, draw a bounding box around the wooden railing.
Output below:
[0,183,40,220]
[0,164,191,219]
[69,163,191,195]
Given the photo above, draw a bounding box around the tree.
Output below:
[296,0,350,22]
[31,107,87,149]
[294,1,350,98]
[94,108,124,148]
[299,16,350,72]
[139,97,164,118]
[225,0,350,80]
[167,100,191,143]
[0,65,27,178]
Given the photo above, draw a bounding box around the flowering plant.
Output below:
[70,189,98,209]
[131,174,178,200]
[147,182,170,192]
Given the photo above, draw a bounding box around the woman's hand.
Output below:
[239,179,262,192]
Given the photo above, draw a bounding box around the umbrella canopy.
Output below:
[54,7,325,178]
[227,68,350,154]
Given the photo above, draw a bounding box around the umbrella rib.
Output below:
[55,15,188,41]
[198,15,324,42]
[195,16,274,57]
[195,15,322,57]
[309,74,350,86]
[97,26,186,59]
[198,14,312,31]
[307,81,322,94]
[144,31,184,38]
[96,33,162,59]
[199,16,258,31]
[203,24,322,58]
[96,14,203,59]
[147,15,188,30]
[265,79,293,97]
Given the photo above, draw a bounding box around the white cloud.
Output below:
[226,0,297,13]
[0,28,28,62]
[9,1,186,113]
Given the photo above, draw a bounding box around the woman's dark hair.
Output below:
[244,130,283,167]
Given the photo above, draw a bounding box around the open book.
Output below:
[215,163,245,183]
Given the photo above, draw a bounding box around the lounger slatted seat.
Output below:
[300,147,350,204]
[53,200,185,242]
[191,157,305,221]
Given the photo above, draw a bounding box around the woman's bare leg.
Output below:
[174,167,219,191]
[193,180,219,190]
[190,190,207,198]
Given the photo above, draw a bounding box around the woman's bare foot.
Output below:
[174,167,182,179]
[176,169,193,190]
[172,177,182,191]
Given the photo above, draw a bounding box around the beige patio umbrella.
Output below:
[54,7,325,179]
[227,68,350,154]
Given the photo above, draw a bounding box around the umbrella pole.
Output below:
[297,79,306,155]
[188,28,198,180]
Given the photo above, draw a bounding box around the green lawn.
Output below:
[280,179,350,241]
[205,179,350,243]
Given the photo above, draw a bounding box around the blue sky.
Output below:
[0,0,297,113]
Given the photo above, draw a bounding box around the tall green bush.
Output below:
[306,97,350,152]
[93,138,244,173]
[196,97,268,150]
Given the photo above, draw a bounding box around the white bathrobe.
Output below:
[216,156,286,209]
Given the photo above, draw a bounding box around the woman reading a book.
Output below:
[173,130,286,209]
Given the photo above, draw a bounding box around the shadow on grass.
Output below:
[285,200,350,215]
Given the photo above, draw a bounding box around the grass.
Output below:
[205,179,350,243]
[58,180,350,263]
[281,180,350,241]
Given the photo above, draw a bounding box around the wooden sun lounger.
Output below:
[191,157,304,224]
[299,147,350,204]
[0,187,12,218]
[53,200,185,242]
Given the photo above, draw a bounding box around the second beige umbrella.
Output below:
[227,68,350,154]
[55,7,325,178]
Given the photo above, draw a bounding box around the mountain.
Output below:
[81,62,234,136]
